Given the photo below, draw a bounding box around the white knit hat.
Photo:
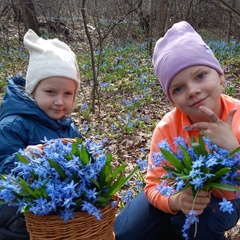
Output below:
[23,29,80,96]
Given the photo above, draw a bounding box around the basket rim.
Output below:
[24,195,119,220]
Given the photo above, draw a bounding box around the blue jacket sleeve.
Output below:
[0,119,28,174]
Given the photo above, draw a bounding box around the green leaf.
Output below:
[46,158,67,180]
[230,146,240,156]
[74,197,82,209]
[98,154,112,186]
[160,148,184,172]
[205,167,231,184]
[18,177,38,198]
[75,137,83,145]
[34,187,48,199]
[79,145,90,165]
[96,196,112,207]
[71,173,79,183]
[179,145,192,170]
[1,177,30,197]
[0,174,7,181]
[90,177,101,190]
[16,154,29,164]
[191,135,207,156]
[103,165,139,198]
[71,142,78,156]
[69,138,90,165]
[162,164,178,174]
[105,164,127,188]
[206,183,239,192]
[198,135,207,153]
[174,173,191,181]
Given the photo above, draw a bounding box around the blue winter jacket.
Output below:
[0,77,81,174]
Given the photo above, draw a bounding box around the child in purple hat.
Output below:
[114,21,240,240]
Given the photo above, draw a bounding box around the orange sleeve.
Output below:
[211,189,239,200]
[144,109,194,214]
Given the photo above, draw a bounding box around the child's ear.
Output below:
[219,74,225,85]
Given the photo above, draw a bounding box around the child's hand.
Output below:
[25,144,44,157]
[189,106,239,152]
[170,187,211,215]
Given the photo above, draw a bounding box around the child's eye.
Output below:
[45,90,57,96]
[173,86,184,94]
[65,92,74,96]
[196,73,206,81]
[46,90,55,94]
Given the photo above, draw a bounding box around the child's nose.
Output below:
[54,96,64,105]
[187,84,201,97]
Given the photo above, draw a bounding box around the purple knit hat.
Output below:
[152,21,223,102]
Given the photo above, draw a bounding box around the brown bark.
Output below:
[18,0,39,34]
[156,0,169,38]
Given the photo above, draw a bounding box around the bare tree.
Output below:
[148,0,153,55]
[18,0,39,34]
[81,0,98,114]
[217,0,240,27]
[155,0,169,39]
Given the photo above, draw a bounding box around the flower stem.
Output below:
[192,189,199,238]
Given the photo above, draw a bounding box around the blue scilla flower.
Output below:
[188,168,204,179]
[154,134,240,239]
[110,200,117,208]
[60,208,75,223]
[156,180,175,196]
[205,155,218,168]
[119,189,134,203]
[81,201,102,220]
[134,179,143,191]
[99,82,109,88]
[175,179,185,191]
[192,155,205,168]
[157,139,171,152]
[173,136,187,147]
[136,158,148,171]
[182,210,199,240]
[152,152,165,166]
[189,176,205,190]
[0,137,138,223]
[0,139,102,220]
[80,103,88,111]
[219,198,234,214]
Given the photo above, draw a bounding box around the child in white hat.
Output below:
[0,29,81,239]
[114,21,240,240]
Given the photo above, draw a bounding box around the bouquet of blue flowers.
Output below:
[0,137,138,223]
[152,135,240,239]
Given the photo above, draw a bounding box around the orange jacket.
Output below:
[145,94,240,214]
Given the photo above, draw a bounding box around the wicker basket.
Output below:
[24,138,118,239]
[25,196,118,240]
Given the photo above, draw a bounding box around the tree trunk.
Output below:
[81,0,97,114]
[148,0,153,56]
[156,0,169,38]
[18,0,39,34]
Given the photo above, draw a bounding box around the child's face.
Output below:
[169,66,224,123]
[32,77,76,120]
